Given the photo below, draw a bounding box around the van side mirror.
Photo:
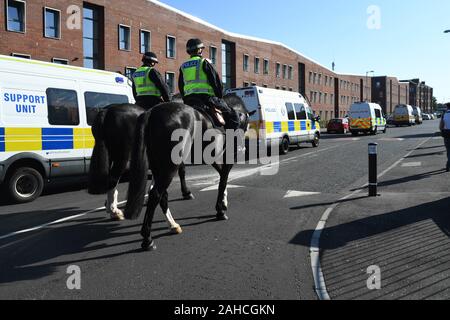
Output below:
[315,116,321,122]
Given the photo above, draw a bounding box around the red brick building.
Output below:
[0,0,433,118]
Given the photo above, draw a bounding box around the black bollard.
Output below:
[368,143,378,197]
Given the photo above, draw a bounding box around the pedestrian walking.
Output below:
[439,102,450,172]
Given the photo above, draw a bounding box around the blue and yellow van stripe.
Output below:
[250,120,319,136]
[0,127,94,152]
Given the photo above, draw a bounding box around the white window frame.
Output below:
[52,57,69,65]
[243,54,249,72]
[6,0,26,33]
[44,7,61,39]
[140,29,151,54]
[209,45,217,65]
[166,35,176,59]
[11,52,30,59]
[165,72,176,93]
[254,56,260,74]
[118,24,131,51]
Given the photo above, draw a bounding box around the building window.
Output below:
[83,4,101,69]
[309,72,313,83]
[243,82,250,87]
[251,82,257,86]
[125,67,137,79]
[6,0,25,33]
[276,63,281,78]
[166,35,176,58]
[46,88,80,126]
[210,46,217,65]
[313,73,317,84]
[119,25,131,51]
[263,59,269,75]
[263,84,268,88]
[52,58,68,65]
[166,72,175,93]
[254,57,260,74]
[275,86,280,90]
[44,7,60,39]
[288,65,293,80]
[243,54,249,72]
[140,30,151,54]
[221,42,232,90]
[11,53,30,59]
[289,87,293,91]
[283,65,287,79]
[318,74,322,85]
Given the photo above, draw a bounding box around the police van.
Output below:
[226,86,320,155]
[393,104,416,126]
[0,55,134,203]
[348,102,387,135]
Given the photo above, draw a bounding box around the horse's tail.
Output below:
[125,111,151,220]
[88,109,110,195]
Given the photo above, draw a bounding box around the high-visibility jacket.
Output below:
[133,67,161,97]
[181,56,215,96]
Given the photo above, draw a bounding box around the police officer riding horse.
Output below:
[179,38,241,130]
[133,52,171,110]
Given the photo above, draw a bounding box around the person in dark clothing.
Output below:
[440,103,450,172]
[132,52,171,110]
[178,38,240,130]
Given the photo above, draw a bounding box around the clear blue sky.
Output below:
[159,0,450,103]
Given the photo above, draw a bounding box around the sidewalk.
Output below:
[319,136,450,300]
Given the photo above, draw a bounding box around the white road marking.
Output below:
[310,137,431,300]
[283,190,321,198]
[200,184,244,192]
[378,138,405,141]
[401,162,422,167]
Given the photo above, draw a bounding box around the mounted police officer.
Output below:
[178,38,240,130]
[132,52,171,110]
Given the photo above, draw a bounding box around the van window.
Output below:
[285,103,296,120]
[46,88,80,126]
[85,92,129,125]
[375,109,382,118]
[306,106,314,120]
[294,103,307,120]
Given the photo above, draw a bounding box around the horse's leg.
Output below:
[141,186,161,251]
[212,163,233,220]
[160,191,183,234]
[106,155,128,221]
[141,170,177,251]
[178,162,194,200]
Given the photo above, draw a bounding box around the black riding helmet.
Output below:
[186,38,205,54]
[142,52,159,64]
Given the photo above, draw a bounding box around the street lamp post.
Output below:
[366,71,374,102]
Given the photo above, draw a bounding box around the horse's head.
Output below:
[223,94,256,132]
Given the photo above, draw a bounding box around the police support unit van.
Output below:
[226,86,320,155]
[393,104,416,126]
[0,55,134,203]
[348,102,387,136]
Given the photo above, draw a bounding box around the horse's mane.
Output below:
[223,94,248,114]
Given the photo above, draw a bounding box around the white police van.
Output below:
[0,55,134,203]
[227,86,320,155]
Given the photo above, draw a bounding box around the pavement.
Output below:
[0,120,448,300]
[317,134,450,300]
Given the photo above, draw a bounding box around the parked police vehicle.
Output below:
[348,102,387,135]
[0,55,134,203]
[226,86,320,155]
[393,104,416,126]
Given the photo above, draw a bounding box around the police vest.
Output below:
[133,67,161,97]
[181,57,215,96]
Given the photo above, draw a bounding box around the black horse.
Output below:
[125,94,255,251]
[87,103,193,234]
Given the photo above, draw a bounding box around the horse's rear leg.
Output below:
[213,164,233,221]
[179,163,194,200]
[160,191,182,234]
[106,156,128,221]
[141,186,161,251]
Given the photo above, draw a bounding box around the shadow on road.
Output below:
[0,211,218,285]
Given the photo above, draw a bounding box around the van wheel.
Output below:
[280,137,290,155]
[7,167,44,203]
[383,127,387,134]
[312,133,320,148]
[371,127,378,135]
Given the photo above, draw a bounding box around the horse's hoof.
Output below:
[141,240,156,252]
[171,226,183,235]
[183,193,195,200]
[216,213,229,221]
[110,210,125,221]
